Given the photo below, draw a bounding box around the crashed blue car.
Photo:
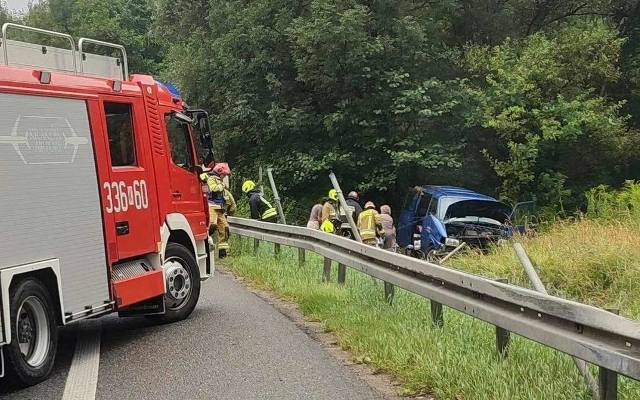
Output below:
[397,186,513,258]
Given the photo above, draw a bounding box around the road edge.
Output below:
[217,265,432,400]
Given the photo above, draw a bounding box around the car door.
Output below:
[101,98,158,260]
[163,112,208,237]
[422,196,447,251]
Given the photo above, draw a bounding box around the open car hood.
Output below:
[444,200,512,223]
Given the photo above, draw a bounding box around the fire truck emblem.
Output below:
[0,115,89,164]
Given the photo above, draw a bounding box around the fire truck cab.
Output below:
[0,24,214,386]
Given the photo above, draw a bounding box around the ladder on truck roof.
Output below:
[0,23,129,81]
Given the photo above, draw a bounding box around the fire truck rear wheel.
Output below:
[4,278,58,387]
[153,243,201,324]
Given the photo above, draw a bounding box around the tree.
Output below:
[153,0,640,219]
[23,0,161,74]
[466,20,638,210]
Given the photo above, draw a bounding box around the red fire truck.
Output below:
[0,24,215,386]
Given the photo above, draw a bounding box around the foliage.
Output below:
[155,1,640,219]
[585,180,640,221]
[225,239,640,398]
[19,0,161,74]
[0,2,13,25]
[466,21,637,208]
[11,0,640,221]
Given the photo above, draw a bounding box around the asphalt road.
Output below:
[0,271,385,399]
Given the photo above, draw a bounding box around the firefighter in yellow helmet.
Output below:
[320,189,338,234]
[357,201,385,246]
[199,162,236,258]
[242,180,278,222]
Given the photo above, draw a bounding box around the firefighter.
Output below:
[320,189,339,233]
[357,201,385,246]
[242,180,278,222]
[346,191,363,222]
[200,162,235,258]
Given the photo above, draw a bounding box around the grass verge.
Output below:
[225,236,640,399]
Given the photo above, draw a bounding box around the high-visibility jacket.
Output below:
[357,209,384,241]
[320,202,337,224]
[225,189,237,215]
[200,172,226,209]
[248,190,278,222]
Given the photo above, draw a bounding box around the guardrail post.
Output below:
[496,326,510,359]
[274,243,281,257]
[384,282,395,304]
[430,300,443,327]
[298,248,306,267]
[600,308,620,400]
[337,263,346,285]
[495,278,511,359]
[253,238,259,255]
[513,243,599,397]
[322,257,332,282]
[599,367,617,400]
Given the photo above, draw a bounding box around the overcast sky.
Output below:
[5,0,33,12]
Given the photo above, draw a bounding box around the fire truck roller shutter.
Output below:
[0,93,111,320]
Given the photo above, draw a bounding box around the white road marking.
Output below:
[62,320,102,400]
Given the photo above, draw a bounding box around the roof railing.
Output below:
[1,23,128,80]
[1,23,77,74]
[78,37,128,80]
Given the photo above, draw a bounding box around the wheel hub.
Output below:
[18,314,34,343]
[164,259,192,310]
[15,296,49,367]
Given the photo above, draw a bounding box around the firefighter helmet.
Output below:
[242,180,256,193]
[320,220,335,233]
[328,189,338,201]
[211,162,231,177]
[364,201,376,210]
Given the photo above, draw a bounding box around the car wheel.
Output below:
[151,243,201,324]
[4,278,58,387]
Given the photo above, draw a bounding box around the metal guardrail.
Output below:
[228,216,640,398]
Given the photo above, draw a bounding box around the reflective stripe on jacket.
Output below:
[248,191,278,221]
[357,209,382,241]
[261,199,278,221]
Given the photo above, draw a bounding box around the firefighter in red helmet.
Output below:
[200,162,236,258]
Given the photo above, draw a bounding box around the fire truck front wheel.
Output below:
[4,278,58,387]
[153,242,201,324]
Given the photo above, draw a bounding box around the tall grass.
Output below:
[454,182,640,318]
[454,218,640,318]
[225,239,640,399]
